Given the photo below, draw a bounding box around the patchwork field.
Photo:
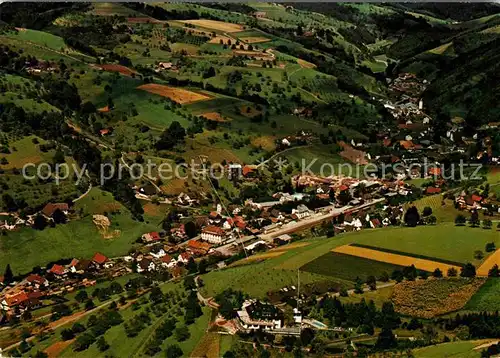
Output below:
[137,83,212,104]
[391,278,486,318]
[201,224,497,298]
[301,251,404,282]
[180,19,244,33]
[332,245,462,275]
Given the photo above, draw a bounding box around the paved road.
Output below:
[258,198,386,241]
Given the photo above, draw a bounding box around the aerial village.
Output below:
[0,73,499,337]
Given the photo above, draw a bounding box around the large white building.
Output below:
[201,225,226,245]
[237,300,283,332]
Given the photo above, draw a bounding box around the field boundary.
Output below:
[350,243,465,267]
[333,245,462,276]
[477,248,500,276]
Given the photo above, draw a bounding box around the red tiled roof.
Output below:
[26,274,46,285]
[28,291,43,299]
[426,187,442,194]
[92,252,108,265]
[243,165,255,176]
[188,240,211,251]
[428,167,441,176]
[371,219,381,227]
[400,140,414,150]
[4,291,29,307]
[161,254,173,263]
[209,211,220,219]
[41,203,69,217]
[149,232,160,241]
[471,194,482,202]
[69,258,79,267]
[339,185,349,191]
[202,225,225,236]
[179,252,191,261]
[49,264,66,276]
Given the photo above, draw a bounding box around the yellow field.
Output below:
[233,50,274,60]
[481,25,500,34]
[269,242,310,252]
[180,19,244,33]
[297,59,316,68]
[229,251,285,267]
[240,36,270,44]
[477,248,500,276]
[428,42,453,55]
[208,35,235,44]
[137,84,212,104]
[250,135,276,151]
[332,245,462,275]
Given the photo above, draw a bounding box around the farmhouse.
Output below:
[41,203,69,218]
[161,254,176,268]
[201,225,227,244]
[187,240,211,255]
[292,204,312,220]
[237,300,284,332]
[137,258,156,273]
[91,252,109,268]
[177,252,192,265]
[142,231,161,243]
[25,274,49,288]
[253,11,266,18]
[1,291,29,312]
[48,264,67,277]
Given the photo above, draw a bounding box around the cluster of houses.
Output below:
[0,202,69,231]
[0,252,114,317]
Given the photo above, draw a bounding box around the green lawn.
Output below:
[413,341,483,358]
[200,261,339,299]
[0,135,55,168]
[338,285,395,309]
[4,29,66,51]
[301,252,404,282]
[0,210,158,275]
[464,278,500,311]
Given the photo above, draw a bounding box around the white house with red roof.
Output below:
[161,254,176,269]
[92,252,111,269]
[201,225,227,244]
[177,252,192,265]
[26,274,49,288]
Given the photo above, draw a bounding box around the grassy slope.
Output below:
[413,341,483,358]
[464,278,500,311]
[301,251,405,282]
[0,188,159,275]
